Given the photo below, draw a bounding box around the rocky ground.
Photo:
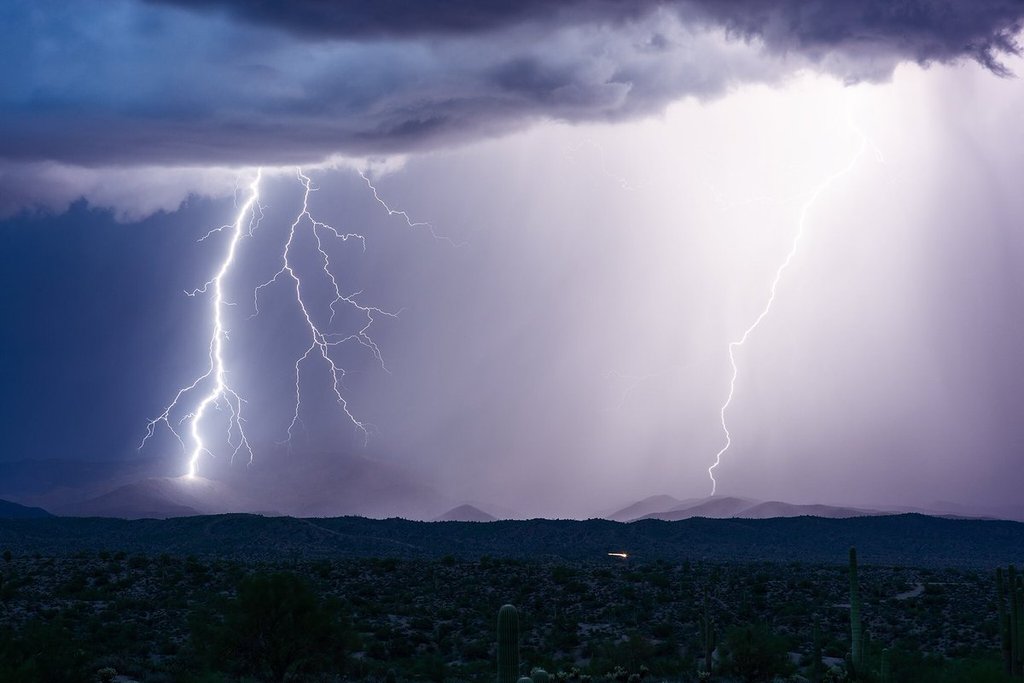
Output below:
[0,548,1006,681]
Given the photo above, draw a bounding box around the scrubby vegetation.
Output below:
[0,542,1015,682]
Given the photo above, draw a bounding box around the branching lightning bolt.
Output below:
[251,169,396,447]
[141,170,263,478]
[707,123,869,496]
[142,167,429,478]
[359,171,465,248]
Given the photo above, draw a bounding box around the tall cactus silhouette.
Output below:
[849,547,862,675]
[879,648,892,683]
[1017,573,1024,678]
[995,565,1024,679]
[1015,568,1024,678]
[1012,566,1021,677]
[811,614,823,683]
[999,567,1012,676]
[700,589,716,674]
[498,604,521,683]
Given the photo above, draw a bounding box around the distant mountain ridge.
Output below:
[632,496,878,522]
[434,504,497,522]
[55,477,232,519]
[601,494,962,522]
[4,457,1017,523]
[14,452,451,521]
[0,499,53,519]
[607,494,685,522]
[742,500,877,519]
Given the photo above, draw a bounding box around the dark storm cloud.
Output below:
[148,0,1019,61]
[150,0,1024,71]
[697,0,1024,77]
[145,0,663,39]
[0,0,1021,170]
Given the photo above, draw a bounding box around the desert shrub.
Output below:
[720,623,794,683]
[191,571,353,682]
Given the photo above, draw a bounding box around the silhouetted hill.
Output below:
[9,453,449,520]
[55,478,209,519]
[0,457,176,510]
[633,496,877,521]
[610,494,1005,523]
[434,504,496,522]
[742,500,875,519]
[0,457,171,496]
[1,513,1022,568]
[607,494,685,522]
[243,452,447,519]
[0,498,53,519]
[639,495,757,520]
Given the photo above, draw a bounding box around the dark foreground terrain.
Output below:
[1,514,1022,681]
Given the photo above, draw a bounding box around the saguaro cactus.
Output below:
[1012,566,1021,677]
[700,590,716,674]
[879,648,892,683]
[498,604,521,683]
[849,547,862,675]
[999,568,1012,676]
[811,614,823,683]
[532,669,550,683]
[995,565,1024,679]
[1011,573,1019,679]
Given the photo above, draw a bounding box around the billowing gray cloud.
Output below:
[149,0,1024,78]
[0,0,1020,213]
[149,0,1024,65]
[698,0,1024,77]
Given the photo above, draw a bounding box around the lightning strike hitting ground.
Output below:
[143,168,420,478]
[141,171,264,478]
[707,126,869,496]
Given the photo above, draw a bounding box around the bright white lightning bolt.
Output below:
[142,167,424,478]
[707,123,870,496]
[251,169,396,446]
[142,170,263,478]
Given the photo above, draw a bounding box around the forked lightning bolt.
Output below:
[143,167,415,478]
[707,125,869,496]
[141,170,263,477]
[251,169,396,446]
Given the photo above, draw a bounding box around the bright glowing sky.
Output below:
[1,1,1023,517]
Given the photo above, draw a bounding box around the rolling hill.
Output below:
[434,504,497,522]
[607,494,685,522]
[9,452,450,521]
[635,496,877,521]
[0,498,53,519]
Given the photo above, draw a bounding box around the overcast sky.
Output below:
[1,1,1023,516]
